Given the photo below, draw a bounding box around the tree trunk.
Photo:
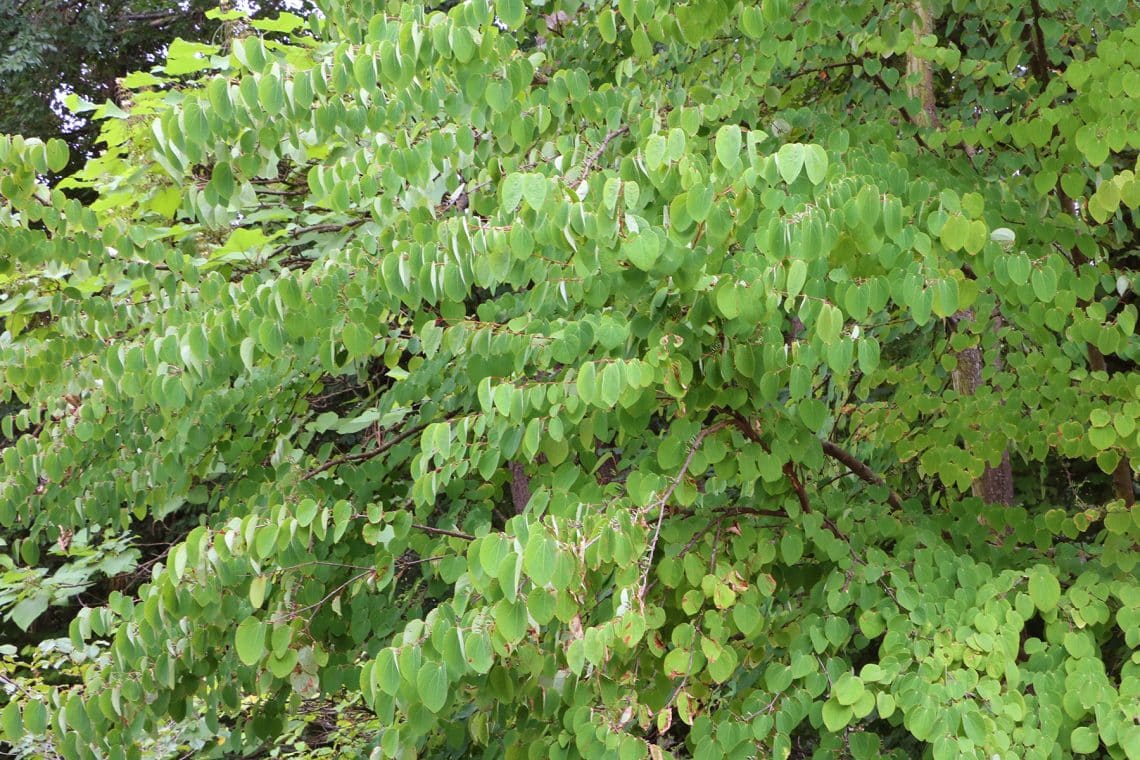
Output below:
[908,1,1014,505]
[950,312,1014,505]
[509,460,531,514]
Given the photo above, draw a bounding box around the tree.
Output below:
[0,0,312,177]
[1,0,1139,758]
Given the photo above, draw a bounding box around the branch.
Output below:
[283,569,373,621]
[786,58,862,82]
[571,125,629,184]
[1025,0,1052,84]
[727,411,812,514]
[302,423,428,480]
[509,460,531,514]
[270,217,367,258]
[820,440,903,508]
[1021,2,1134,507]
[639,420,730,600]
[412,524,474,541]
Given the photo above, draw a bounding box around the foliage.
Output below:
[1,0,1140,759]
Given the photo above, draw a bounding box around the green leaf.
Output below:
[715,282,740,319]
[939,213,969,251]
[501,173,524,212]
[776,143,805,184]
[524,533,557,586]
[235,616,266,666]
[527,587,555,624]
[1028,567,1061,612]
[522,174,547,211]
[22,700,47,735]
[821,699,852,732]
[815,303,843,345]
[249,575,268,609]
[1119,726,1140,759]
[494,599,528,644]
[1,701,22,742]
[715,125,742,169]
[1031,266,1057,302]
[342,323,372,358]
[664,647,690,678]
[576,361,597,405]
[374,648,401,696]
[45,139,69,173]
[706,644,737,683]
[10,594,48,631]
[803,144,828,184]
[599,362,623,407]
[906,704,939,741]
[833,674,864,705]
[687,184,713,222]
[1070,726,1099,754]
[597,9,617,44]
[622,232,660,270]
[732,603,762,636]
[780,532,803,564]
[645,134,667,170]
[416,662,449,713]
[567,639,585,675]
[786,259,807,299]
[495,0,525,29]
[857,338,880,372]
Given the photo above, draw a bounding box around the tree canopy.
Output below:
[1,0,1139,758]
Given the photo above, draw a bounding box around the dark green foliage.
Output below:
[0,1,1139,759]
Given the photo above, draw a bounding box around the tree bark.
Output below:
[509,461,531,514]
[950,312,1014,505]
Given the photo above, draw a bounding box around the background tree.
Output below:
[1,0,1138,759]
[0,0,312,178]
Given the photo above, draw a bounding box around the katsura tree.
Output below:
[1,0,1139,758]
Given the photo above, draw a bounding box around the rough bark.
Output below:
[950,312,1014,506]
[509,460,531,514]
[906,1,939,129]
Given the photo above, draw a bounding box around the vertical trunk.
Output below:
[907,1,939,129]
[951,312,1014,506]
[509,460,531,514]
[908,1,1014,505]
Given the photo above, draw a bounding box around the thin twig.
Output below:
[638,420,729,601]
[0,672,40,702]
[411,524,475,541]
[820,440,903,508]
[302,423,428,480]
[572,125,630,184]
[727,411,813,514]
[284,569,373,621]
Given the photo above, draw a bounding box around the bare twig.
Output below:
[638,420,730,601]
[820,440,903,508]
[302,423,428,480]
[571,125,629,184]
[284,569,373,620]
[411,524,474,541]
[0,672,40,702]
